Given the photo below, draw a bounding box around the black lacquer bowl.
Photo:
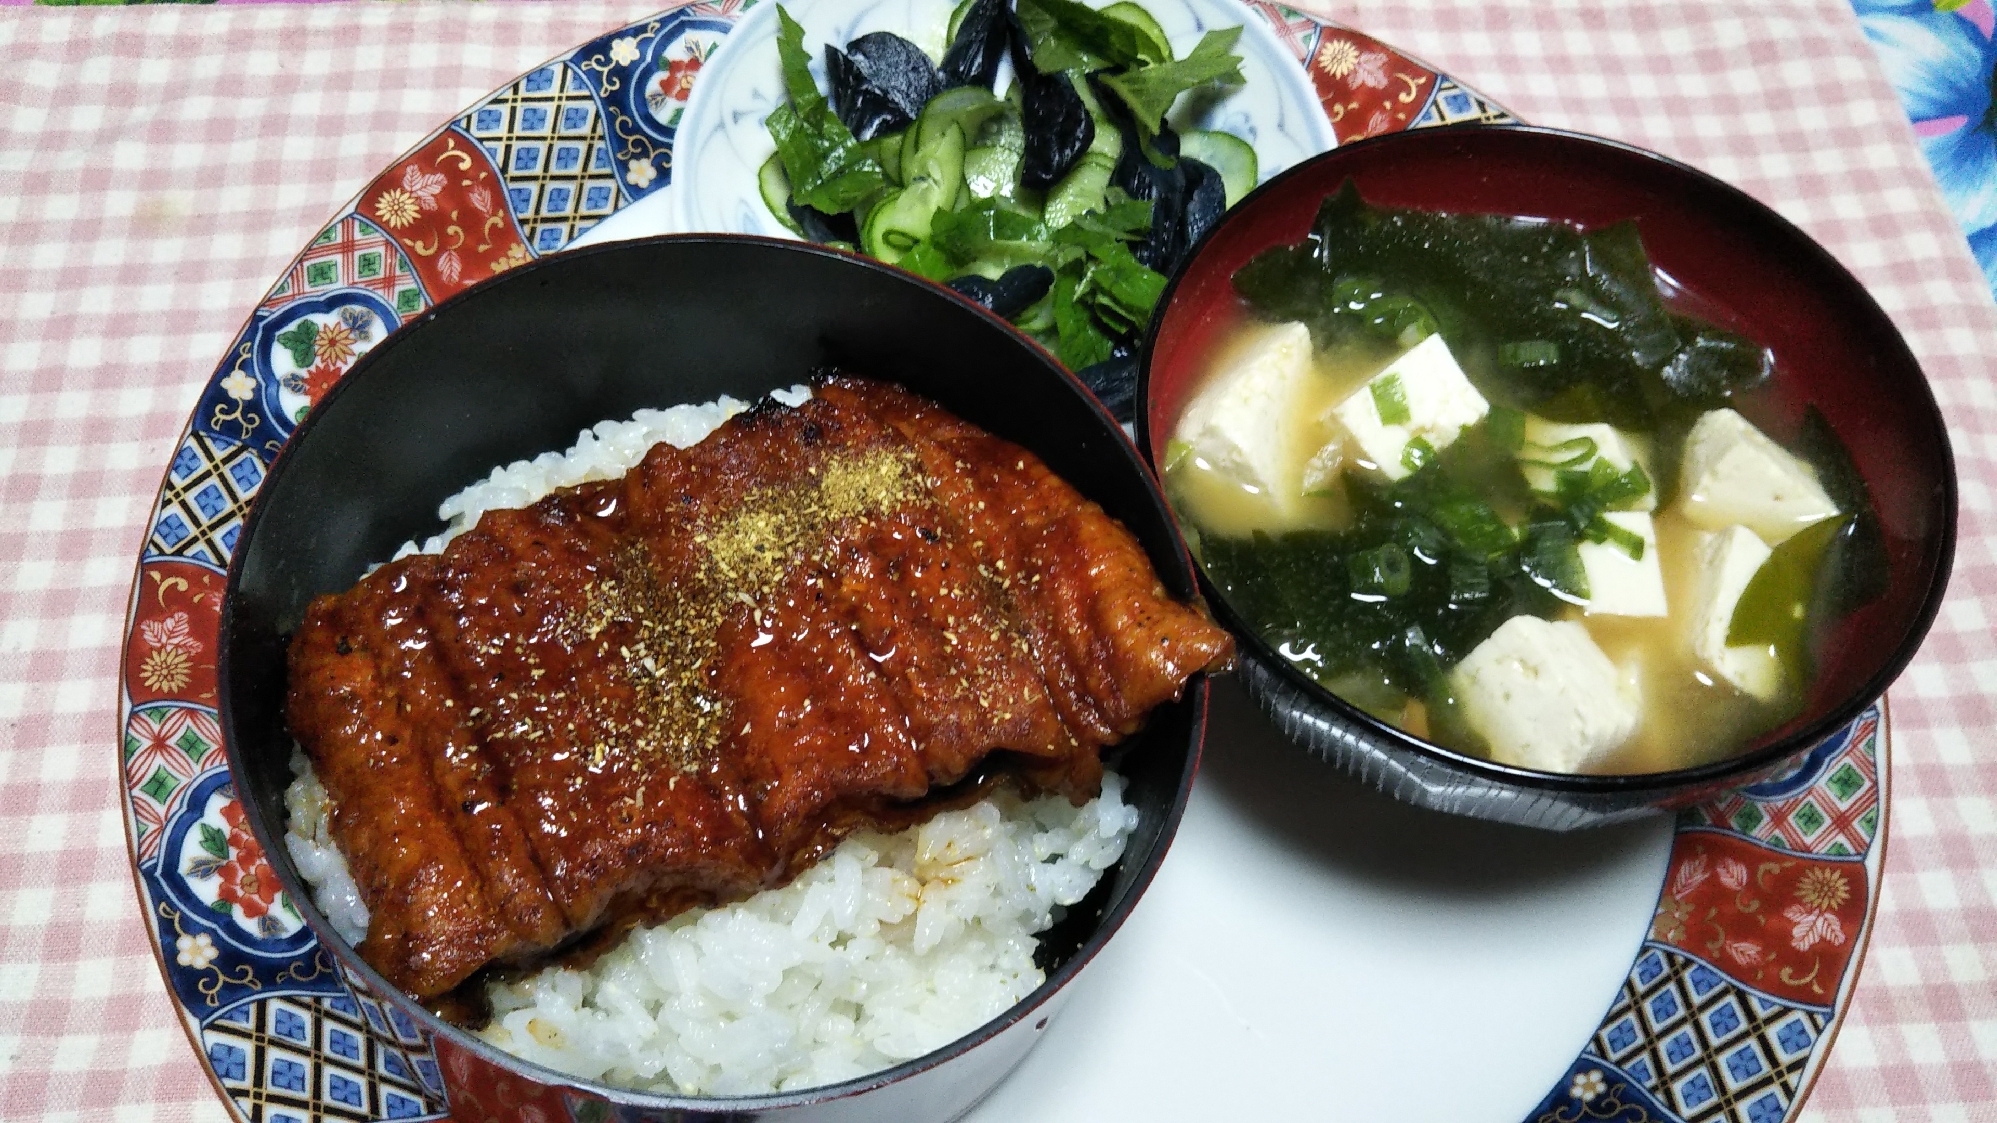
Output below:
[219,236,1210,1122]
[1138,126,1956,830]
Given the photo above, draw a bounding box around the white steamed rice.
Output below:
[285,387,1139,1095]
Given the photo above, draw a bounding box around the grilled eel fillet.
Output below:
[286,377,1233,1001]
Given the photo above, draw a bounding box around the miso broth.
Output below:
[1165,183,1884,776]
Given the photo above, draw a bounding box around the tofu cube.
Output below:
[1173,321,1316,516]
[1577,512,1668,617]
[1324,333,1489,481]
[1678,409,1838,545]
[1688,524,1784,701]
[1519,416,1656,511]
[1451,616,1640,773]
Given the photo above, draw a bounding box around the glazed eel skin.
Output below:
[286,377,1234,1003]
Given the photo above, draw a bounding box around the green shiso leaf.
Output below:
[1097,28,1246,140]
[1016,0,1153,72]
[767,7,887,214]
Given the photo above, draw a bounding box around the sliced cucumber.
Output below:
[867,130,907,186]
[977,241,1061,274]
[862,188,922,263]
[1070,75,1123,164]
[964,109,1025,199]
[1101,2,1173,64]
[758,152,805,236]
[964,144,1022,200]
[1178,129,1258,207]
[851,185,888,235]
[915,87,1003,154]
[863,124,966,265]
[906,122,967,203]
[1043,150,1115,229]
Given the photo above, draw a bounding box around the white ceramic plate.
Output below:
[123,4,1887,1120]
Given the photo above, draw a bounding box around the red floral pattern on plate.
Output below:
[656,53,702,104]
[358,128,533,303]
[1649,830,1869,1006]
[213,801,283,922]
[1302,29,1438,143]
[126,559,225,708]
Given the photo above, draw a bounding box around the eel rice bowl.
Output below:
[283,378,1232,1095]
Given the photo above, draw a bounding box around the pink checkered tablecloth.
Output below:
[0,0,1990,1118]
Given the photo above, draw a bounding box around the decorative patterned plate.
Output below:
[117,3,1885,1120]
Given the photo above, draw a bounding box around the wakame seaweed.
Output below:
[1795,405,1891,621]
[1197,438,1565,701]
[1230,182,1773,431]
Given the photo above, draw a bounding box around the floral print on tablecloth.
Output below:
[1853,0,1997,288]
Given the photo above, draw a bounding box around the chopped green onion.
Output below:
[1555,458,1651,516]
[1347,543,1412,598]
[1499,340,1560,368]
[1371,372,1411,426]
[1597,462,1653,509]
[1332,275,1384,312]
[1327,276,1439,342]
[1567,499,1606,537]
[1586,516,1647,560]
[1368,296,1439,343]
[1163,438,1193,473]
[1521,436,1598,469]
[1401,436,1437,475]
[1555,456,1621,502]
[1430,496,1516,559]
[1398,517,1447,565]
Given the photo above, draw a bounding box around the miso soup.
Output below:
[1164,183,1885,776]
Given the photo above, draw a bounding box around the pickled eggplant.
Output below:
[1077,350,1139,418]
[827,33,943,141]
[1019,68,1095,190]
[786,199,860,245]
[1179,157,1228,255]
[948,263,1056,317]
[940,0,1010,88]
[826,48,911,140]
